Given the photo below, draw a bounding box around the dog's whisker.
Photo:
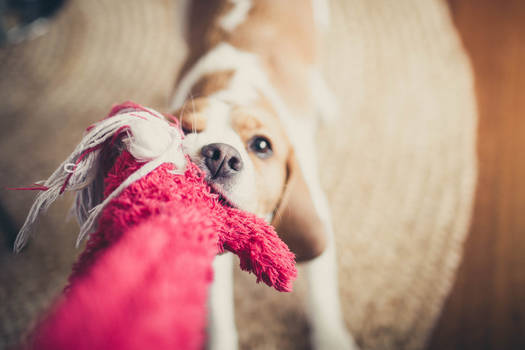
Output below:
[190,95,198,135]
[176,98,191,128]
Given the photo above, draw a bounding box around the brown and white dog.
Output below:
[171,1,357,349]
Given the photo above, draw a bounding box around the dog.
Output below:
[170,1,358,349]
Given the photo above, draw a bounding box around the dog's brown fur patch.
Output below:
[189,70,235,98]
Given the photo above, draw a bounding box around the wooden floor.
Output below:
[428,1,525,349]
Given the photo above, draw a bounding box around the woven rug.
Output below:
[0,0,477,349]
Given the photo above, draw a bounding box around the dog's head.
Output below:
[177,95,289,216]
[174,94,326,260]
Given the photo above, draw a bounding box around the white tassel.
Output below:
[14,107,186,252]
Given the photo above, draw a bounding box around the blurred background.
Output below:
[0,0,523,349]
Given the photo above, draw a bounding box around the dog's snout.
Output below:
[201,143,243,179]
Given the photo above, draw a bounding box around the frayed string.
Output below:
[59,144,104,194]
[14,105,185,253]
[7,184,50,191]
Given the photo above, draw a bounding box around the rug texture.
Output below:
[0,0,477,349]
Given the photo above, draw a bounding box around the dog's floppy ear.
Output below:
[271,151,327,262]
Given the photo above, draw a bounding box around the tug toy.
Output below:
[14,102,297,350]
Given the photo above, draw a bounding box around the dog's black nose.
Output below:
[201,143,243,179]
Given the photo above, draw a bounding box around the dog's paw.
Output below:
[311,326,360,350]
[207,328,238,350]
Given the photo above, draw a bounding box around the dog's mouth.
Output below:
[190,155,239,209]
[208,182,237,209]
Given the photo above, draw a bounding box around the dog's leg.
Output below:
[208,253,238,350]
[306,218,359,350]
[303,175,358,350]
[294,122,358,349]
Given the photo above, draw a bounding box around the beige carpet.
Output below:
[0,0,477,349]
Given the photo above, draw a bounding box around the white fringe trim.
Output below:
[14,107,186,252]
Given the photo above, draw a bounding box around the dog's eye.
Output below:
[248,136,273,159]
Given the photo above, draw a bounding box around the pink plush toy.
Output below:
[14,102,297,350]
